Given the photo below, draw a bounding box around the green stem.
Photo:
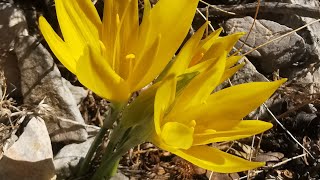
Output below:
[90,138,131,180]
[100,125,125,162]
[90,155,121,180]
[76,102,124,177]
[77,125,108,176]
[91,126,145,180]
[90,127,127,180]
[103,102,123,129]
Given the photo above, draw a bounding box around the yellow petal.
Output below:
[154,75,177,135]
[226,55,243,69]
[76,0,102,31]
[102,0,138,66]
[208,79,286,119]
[131,0,200,91]
[62,0,101,50]
[39,16,76,74]
[219,63,245,84]
[165,22,209,77]
[55,0,85,59]
[129,34,161,91]
[102,0,125,62]
[200,33,245,63]
[185,58,213,74]
[193,120,273,145]
[181,79,286,126]
[101,0,115,60]
[173,146,265,173]
[188,50,242,76]
[161,122,194,150]
[199,28,223,51]
[195,119,241,133]
[120,0,139,49]
[76,45,130,102]
[142,0,151,19]
[189,28,222,66]
[172,53,227,114]
[117,0,139,79]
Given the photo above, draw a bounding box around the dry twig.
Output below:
[198,2,320,19]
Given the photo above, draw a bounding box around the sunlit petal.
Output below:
[200,33,245,63]
[154,75,177,135]
[189,28,222,66]
[173,146,265,173]
[131,0,199,90]
[199,28,223,51]
[39,16,76,73]
[226,55,242,69]
[129,34,161,91]
[185,58,213,74]
[181,79,286,124]
[165,22,209,77]
[193,120,273,145]
[172,53,226,113]
[76,0,102,31]
[55,0,85,59]
[219,63,245,84]
[76,45,130,102]
[62,0,101,51]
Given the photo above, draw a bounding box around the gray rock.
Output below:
[0,3,88,142]
[53,126,127,179]
[286,64,320,95]
[279,0,320,94]
[14,35,88,142]
[0,117,56,180]
[0,2,27,52]
[62,78,88,105]
[229,57,269,85]
[224,16,306,73]
[0,3,26,98]
[54,137,95,178]
[110,172,129,180]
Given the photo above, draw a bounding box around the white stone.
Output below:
[0,117,55,180]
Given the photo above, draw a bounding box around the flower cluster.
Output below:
[39,0,285,177]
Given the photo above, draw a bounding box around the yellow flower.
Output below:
[150,26,286,172]
[39,0,199,102]
[160,21,246,84]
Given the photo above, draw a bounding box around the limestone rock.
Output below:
[0,2,27,52]
[0,2,88,142]
[62,78,88,105]
[0,2,26,98]
[14,35,88,142]
[280,0,320,94]
[54,137,95,178]
[0,117,55,180]
[224,16,306,74]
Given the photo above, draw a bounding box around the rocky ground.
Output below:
[0,0,320,179]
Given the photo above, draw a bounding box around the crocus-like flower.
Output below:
[150,25,286,172]
[152,68,285,173]
[39,0,199,102]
